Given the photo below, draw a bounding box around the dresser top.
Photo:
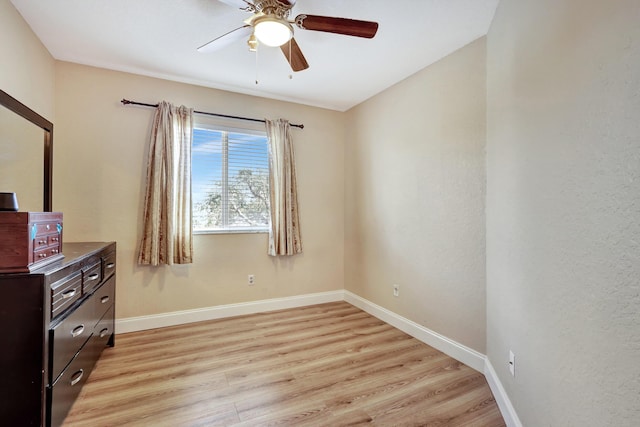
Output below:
[60,242,116,263]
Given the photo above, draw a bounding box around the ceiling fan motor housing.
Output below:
[252,0,292,19]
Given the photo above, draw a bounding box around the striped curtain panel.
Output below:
[138,101,194,265]
[265,119,303,256]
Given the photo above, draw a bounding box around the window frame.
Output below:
[192,121,271,235]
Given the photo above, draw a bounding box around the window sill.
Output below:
[194,229,269,235]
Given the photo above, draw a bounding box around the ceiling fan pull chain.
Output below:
[255,43,259,85]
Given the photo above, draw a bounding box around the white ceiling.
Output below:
[11,0,499,111]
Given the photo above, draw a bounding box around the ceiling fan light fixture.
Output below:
[254,16,292,47]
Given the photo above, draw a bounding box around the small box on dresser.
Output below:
[0,212,64,273]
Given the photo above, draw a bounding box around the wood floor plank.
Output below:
[63,302,505,426]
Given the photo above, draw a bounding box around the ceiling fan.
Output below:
[197,0,379,72]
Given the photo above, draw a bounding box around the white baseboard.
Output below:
[116,289,519,426]
[484,359,523,427]
[344,291,520,424]
[116,290,344,334]
[343,291,485,372]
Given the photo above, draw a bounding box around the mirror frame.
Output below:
[0,89,53,212]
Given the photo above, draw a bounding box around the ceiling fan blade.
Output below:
[217,0,254,10]
[197,25,253,53]
[294,15,379,38]
[280,38,309,72]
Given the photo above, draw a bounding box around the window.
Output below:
[192,125,270,233]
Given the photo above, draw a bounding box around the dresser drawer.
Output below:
[51,272,82,320]
[93,275,115,322]
[82,262,102,294]
[50,294,94,381]
[93,305,115,351]
[103,251,116,280]
[49,344,94,427]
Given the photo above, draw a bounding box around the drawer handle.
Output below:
[38,239,46,245]
[38,253,47,258]
[62,288,77,299]
[101,296,110,304]
[70,369,84,386]
[51,249,59,254]
[86,273,99,281]
[106,262,115,269]
[100,328,109,338]
[71,324,85,337]
[52,236,59,242]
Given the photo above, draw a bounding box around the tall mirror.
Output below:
[0,90,53,212]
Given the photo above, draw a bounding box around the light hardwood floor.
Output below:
[63,301,505,426]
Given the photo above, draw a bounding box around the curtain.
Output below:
[138,101,194,265]
[265,119,303,256]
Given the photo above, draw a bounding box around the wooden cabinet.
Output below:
[0,242,116,427]
[0,212,64,273]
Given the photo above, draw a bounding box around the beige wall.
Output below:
[0,0,55,119]
[1,0,55,211]
[486,0,640,424]
[344,39,487,353]
[54,62,345,319]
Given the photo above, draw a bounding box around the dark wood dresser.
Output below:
[0,241,116,426]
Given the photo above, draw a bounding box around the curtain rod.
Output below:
[120,99,304,129]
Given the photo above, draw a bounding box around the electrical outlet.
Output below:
[393,284,399,297]
[509,350,515,376]
[248,274,255,285]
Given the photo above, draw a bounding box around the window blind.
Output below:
[192,127,270,232]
